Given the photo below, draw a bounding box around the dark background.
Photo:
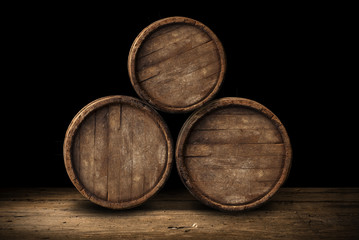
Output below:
[3,3,356,188]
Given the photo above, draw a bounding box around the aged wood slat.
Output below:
[187,128,282,144]
[128,16,226,113]
[136,31,213,72]
[194,114,277,130]
[185,156,284,169]
[118,104,134,202]
[130,108,146,199]
[176,97,292,211]
[93,106,109,200]
[107,104,122,202]
[1,188,358,240]
[136,40,216,81]
[184,143,285,157]
[63,96,173,209]
[77,113,95,192]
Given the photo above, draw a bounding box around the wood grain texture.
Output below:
[128,16,226,113]
[63,96,173,209]
[176,97,292,211]
[1,188,358,240]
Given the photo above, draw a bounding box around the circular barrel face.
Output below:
[128,16,226,113]
[64,96,173,209]
[176,98,292,211]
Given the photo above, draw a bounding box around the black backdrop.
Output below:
[3,3,356,188]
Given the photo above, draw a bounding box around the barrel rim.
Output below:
[63,95,173,209]
[128,16,226,113]
[175,97,292,211]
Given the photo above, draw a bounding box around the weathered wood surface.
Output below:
[128,16,226,113]
[176,97,292,211]
[63,96,173,209]
[0,188,358,240]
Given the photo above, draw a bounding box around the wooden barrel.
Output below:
[128,16,226,113]
[63,96,173,209]
[176,97,292,211]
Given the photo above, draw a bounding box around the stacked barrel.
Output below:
[64,17,291,211]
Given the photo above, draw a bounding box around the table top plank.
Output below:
[1,187,358,240]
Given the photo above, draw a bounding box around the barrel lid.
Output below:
[176,97,292,211]
[64,96,173,209]
[128,16,226,113]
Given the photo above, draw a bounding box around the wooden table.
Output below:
[0,187,358,239]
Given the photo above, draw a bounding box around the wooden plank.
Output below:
[137,25,211,69]
[184,143,285,157]
[187,128,282,144]
[93,106,109,200]
[1,188,358,202]
[185,155,284,169]
[141,64,219,107]
[194,114,276,130]
[212,107,258,115]
[129,108,145,199]
[72,127,81,176]
[139,56,219,85]
[137,40,217,82]
[190,171,280,190]
[107,103,122,202]
[138,43,218,85]
[0,188,358,240]
[117,104,133,201]
[77,113,95,192]
[139,110,168,193]
[137,24,203,58]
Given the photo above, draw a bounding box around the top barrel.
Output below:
[128,16,226,113]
